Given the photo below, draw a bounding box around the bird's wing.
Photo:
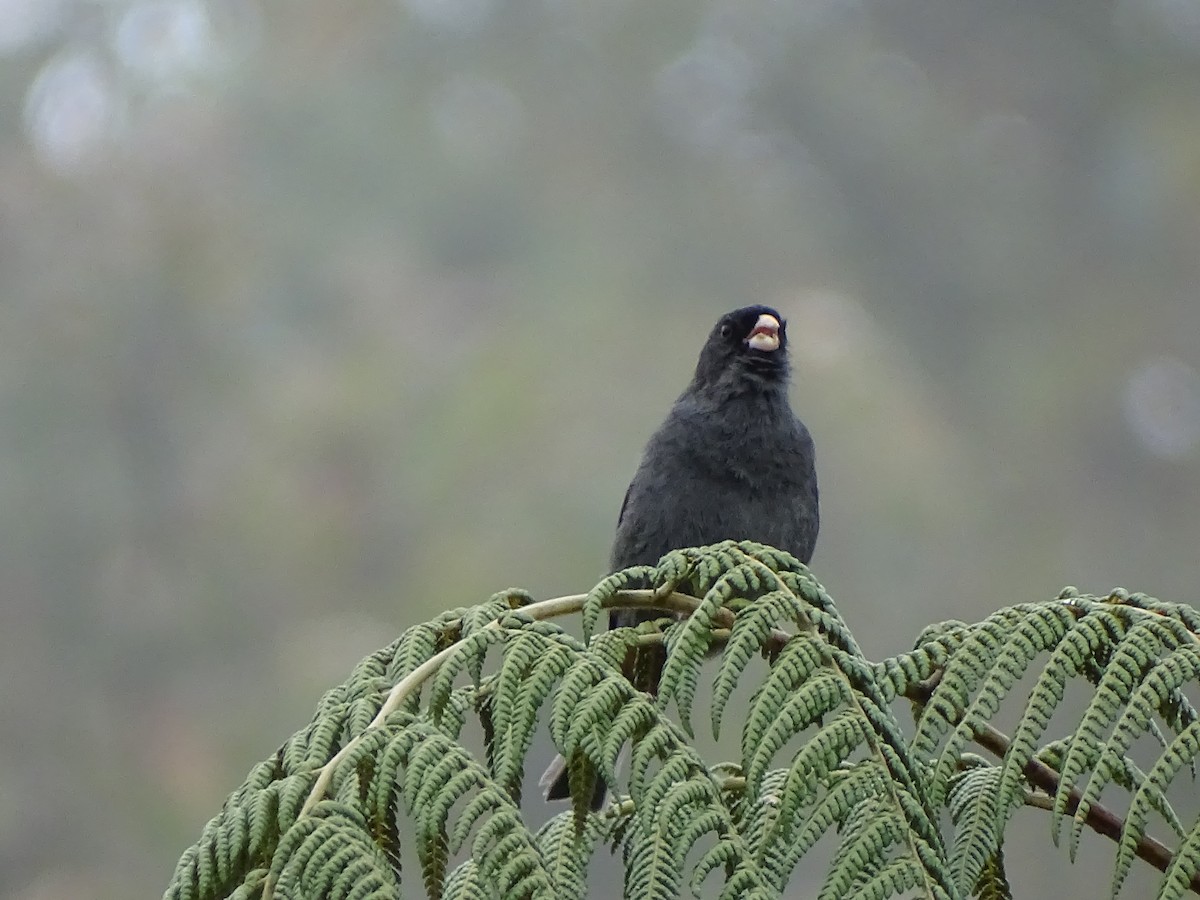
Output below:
[615,481,633,527]
[608,480,643,631]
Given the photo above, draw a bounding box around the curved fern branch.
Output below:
[967,716,1188,889]
[300,588,701,819]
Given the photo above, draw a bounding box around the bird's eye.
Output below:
[720,323,734,338]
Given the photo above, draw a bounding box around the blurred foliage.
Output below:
[0,0,1198,898]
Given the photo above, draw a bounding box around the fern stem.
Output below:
[911,664,1199,895]
[970,720,1199,894]
[299,589,702,818]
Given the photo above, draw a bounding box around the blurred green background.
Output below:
[2,1,1199,897]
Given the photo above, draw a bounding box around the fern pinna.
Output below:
[166,543,1200,899]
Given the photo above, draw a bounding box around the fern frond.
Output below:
[580,565,659,643]
[946,763,1008,895]
[1072,643,1200,856]
[929,604,1078,813]
[443,860,490,900]
[600,695,658,783]
[778,570,863,658]
[168,550,1200,900]
[912,603,1075,808]
[165,772,314,900]
[384,713,552,898]
[386,608,465,710]
[846,855,931,900]
[872,622,970,704]
[747,764,878,889]
[228,868,269,900]
[1115,589,1200,632]
[427,628,505,725]
[462,589,533,635]
[268,801,398,900]
[622,807,682,900]
[623,779,769,900]
[1053,611,1194,849]
[1160,823,1200,900]
[742,634,827,793]
[921,602,1084,854]
[817,795,952,900]
[899,589,1200,897]
[712,588,808,739]
[534,811,610,900]
[716,554,955,899]
[691,836,773,900]
[1113,720,1200,895]
[488,626,579,797]
[990,608,1116,848]
[973,849,1013,900]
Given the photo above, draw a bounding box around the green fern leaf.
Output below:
[405,718,553,898]
[742,636,827,795]
[1053,616,1175,848]
[462,590,532,637]
[991,609,1110,845]
[443,859,492,900]
[658,613,709,736]
[774,710,873,838]
[489,628,578,796]
[227,868,268,900]
[872,623,969,704]
[1113,719,1200,896]
[911,606,1030,804]
[535,811,610,900]
[946,764,1008,895]
[165,772,314,900]
[1158,817,1200,900]
[563,673,633,787]
[752,763,887,890]
[427,628,504,726]
[711,589,806,739]
[626,777,769,900]
[973,849,1013,900]
[624,812,684,900]
[601,698,658,783]
[268,801,399,900]
[580,565,657,644]
[930,605,1076,810]
[747,670,851,793]
[854,855,932,899]
[1071,644,1200,857]
[816,798,905,900]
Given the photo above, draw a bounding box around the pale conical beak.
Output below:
[746,314,780,352]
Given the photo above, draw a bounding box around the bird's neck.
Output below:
[691,376,790,411]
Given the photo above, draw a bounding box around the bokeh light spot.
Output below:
[114,0,217,83]
[654,38,756,153]
[1123,355,1200,459]
[23,51,122,174]
[0,0,64,55]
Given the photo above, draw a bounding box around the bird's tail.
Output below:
[539,752,608,810]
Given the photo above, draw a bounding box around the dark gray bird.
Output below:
[541,304,819,805]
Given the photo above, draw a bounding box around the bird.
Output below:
[540,304,819,807]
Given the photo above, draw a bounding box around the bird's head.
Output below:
[693,305,789,391]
